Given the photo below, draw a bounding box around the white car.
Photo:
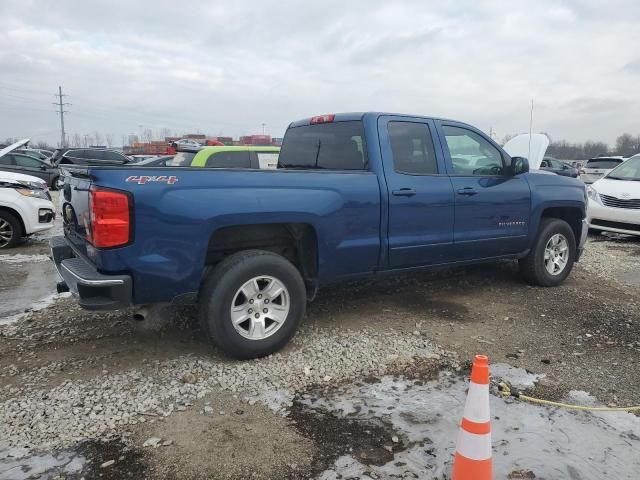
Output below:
[587,156,640,236]
[0,170,55,248]
[580,156,625,184]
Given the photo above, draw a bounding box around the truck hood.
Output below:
[0,138,30,158]
[503,134,550,170]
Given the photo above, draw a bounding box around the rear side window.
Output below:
[388,122,438,175]
[170,152,196,166]
[206,151,251,168]
[586,159,623,169]
[278,121,367,170]
[0,155,13,165]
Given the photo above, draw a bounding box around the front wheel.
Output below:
[519,218,576,287]
[199,250,306,359]
[0,211,22,249]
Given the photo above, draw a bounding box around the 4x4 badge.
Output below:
[126,175,178,185]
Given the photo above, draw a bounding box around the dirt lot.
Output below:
[0,215,639,479]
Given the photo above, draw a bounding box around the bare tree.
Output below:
[160,128,171,141]
[93,131,104,146]
[142,128,153,143]
[615,133,640,157]
[105,133,114,148]
[71,133,82,147]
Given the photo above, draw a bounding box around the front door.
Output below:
[378,116,455,268]
[436,122,531,260]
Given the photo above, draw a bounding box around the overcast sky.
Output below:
[1,0,639,147]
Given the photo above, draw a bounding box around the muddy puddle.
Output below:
[296,369,640,479]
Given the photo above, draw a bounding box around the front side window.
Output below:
[278,121,367,170]
[206,151,251,168]
[388,122,438,175]
[443,126,505,176]
[14,155,42,168]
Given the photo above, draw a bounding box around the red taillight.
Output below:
[89,187,131,248]
[310,114,335,124]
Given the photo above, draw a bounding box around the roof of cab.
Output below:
[287,112,465,129]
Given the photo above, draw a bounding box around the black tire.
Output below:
[519,218,576,287]
[50,175,59,190]
[0,211,22,249]
[199,250,306,359]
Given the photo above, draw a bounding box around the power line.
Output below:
[53,86,71,148]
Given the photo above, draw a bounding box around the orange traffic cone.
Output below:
[451,354,493,480]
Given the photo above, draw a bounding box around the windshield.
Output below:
[606,158,640,180]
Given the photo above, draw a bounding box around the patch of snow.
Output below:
[491,363,545,390]
[307,373,640,479]
[0,254,50,264]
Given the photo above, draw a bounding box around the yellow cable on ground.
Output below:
[497,382,640,412]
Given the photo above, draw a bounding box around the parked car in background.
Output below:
[0,170,54,248]
[129,155,173,167]
[580,156,625,184]
[51,148,131,166]
[173,139,202,149]
[52,112,587,359]
[0,139,60,189]
[540,157,579,178]
[587,156,640,236]
[171,146,280,169]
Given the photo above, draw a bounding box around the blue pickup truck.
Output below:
[51,112,588,358]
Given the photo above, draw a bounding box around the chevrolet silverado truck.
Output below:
[51,112,588,359]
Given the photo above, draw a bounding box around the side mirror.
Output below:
[510,156,529,175]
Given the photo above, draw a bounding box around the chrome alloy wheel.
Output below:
[0,219,14,248]
[230,276,290,340]
[544,233,569,275]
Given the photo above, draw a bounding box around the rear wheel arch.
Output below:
[204,222,319,288]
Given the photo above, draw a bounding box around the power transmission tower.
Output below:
[53,86,71,147]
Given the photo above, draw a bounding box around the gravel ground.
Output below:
[0,227,639,479]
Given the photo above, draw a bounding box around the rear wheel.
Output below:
[199,250,306,359]
[50,175,60,190]
[519,218,576,286]
[0,211,22,249]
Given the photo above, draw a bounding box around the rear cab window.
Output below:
[278,121,368,170]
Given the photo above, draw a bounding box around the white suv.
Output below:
[0,171,55,248]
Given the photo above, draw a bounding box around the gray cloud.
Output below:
[1,0,639,146]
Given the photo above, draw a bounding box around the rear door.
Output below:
[13,154,50,183]
[436,121,531,260]
[378,115,455,268]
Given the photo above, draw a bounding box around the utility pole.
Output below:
[261,123,266,135]
[53,86,71,147]
[528,98,534,161]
